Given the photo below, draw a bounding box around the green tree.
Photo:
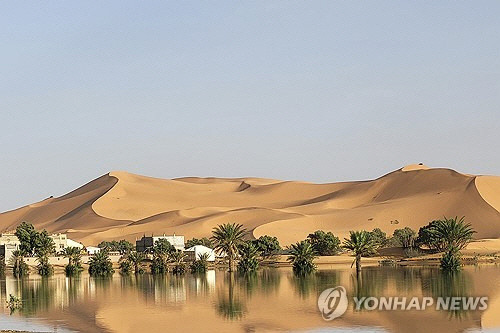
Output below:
[287,241,317,275]
[15,222,39,255]
[88,250,114,277]
[237,242,260,273]
[393,227,417,249]
[190,253,210,273]
[368,228,388,248]
[120,251,146,274]
[211,223,248,272]
[34,230,56,277]
[150,240,172,274]
[98,240,134,254]
[251,235,281,259]
[170,251,187,275]
[306,230,341,256]
[416,220,444,251]
[10,250,29,278]
[343,231,377,274]
[62,247,83,276]
[185,237,213,249]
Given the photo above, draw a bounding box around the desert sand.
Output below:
[0,164,499,247]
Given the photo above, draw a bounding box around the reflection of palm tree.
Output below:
[421,269,471,319]
[217,273,245,320]
[289,272,317,298]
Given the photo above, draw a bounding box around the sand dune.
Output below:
[0,165,499,246]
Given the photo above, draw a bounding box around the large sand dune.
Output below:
[0,165,499,246]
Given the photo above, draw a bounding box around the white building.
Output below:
[86,246,101,255]
[184,245,216,262]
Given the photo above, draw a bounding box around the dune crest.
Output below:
[1,166,499,245]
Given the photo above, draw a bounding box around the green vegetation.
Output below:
[170,251,187,275]
[15,221,40,255]
[287,241,317,275]
[185,237,213,249]
[98,240,134,255]
[440,246,462,271]
[150,239,173,274]
[368,228,388,248]
[11,250,29,278]
[0,255,5,275]
[392,227,417,249]
[343,230,377,274]
[306,230,341,256]
[251,235,281,260]
[88,250,114,277]
[120,251,146,274]
[190,253,210,273]
[211,223,248,272]
[63,247,83,276]
[7,294,22,313]
[237,242,260,273]
[34,230,56,276]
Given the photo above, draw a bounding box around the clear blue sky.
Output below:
[1,1,499,212]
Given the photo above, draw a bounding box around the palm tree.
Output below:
[432,216,476,250]
[88,250,114,277]
[237,242,260,273]
[63,247,83,276]
[190,253,210,273]
[125,251,146,274]
[343,231,377,274]
[287,241,317,274]
[211,223,248,272]
[10,250,29,278]
[170,251,187,275]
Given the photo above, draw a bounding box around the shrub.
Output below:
[185,237,213,249]
[368,228,388,248]
[393,227,417,248]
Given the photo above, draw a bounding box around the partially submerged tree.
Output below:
[237,242,260,273]
[306,230,341,256]
[287,241,317,275]
[150,239,173,274]
[88,250,114,277]
[11,250,29,278]
[120,251,146,274]
[211,223,248,272]
[190,253,210,273]
[63,247,83,276]
[34,230,55,276]
[170,251,187,275]
[343,231,377,274]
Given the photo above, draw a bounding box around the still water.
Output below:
[1,265,500,333]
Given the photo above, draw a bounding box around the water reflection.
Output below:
[0,266,497,332]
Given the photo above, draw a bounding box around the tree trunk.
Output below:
[228,250,234,272]
[356,254,361,274]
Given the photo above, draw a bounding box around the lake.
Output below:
[1,265,500,332]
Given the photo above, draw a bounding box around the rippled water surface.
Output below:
[1,265,500,332]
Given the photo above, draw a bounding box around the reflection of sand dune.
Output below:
[1,165,499,246]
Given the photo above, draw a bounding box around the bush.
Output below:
[88,251,114,277]
[170,251,187,275]
[251,235,281,259]
[98,240,134,255]
[404,248,424,258]
[306,230,341,256]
